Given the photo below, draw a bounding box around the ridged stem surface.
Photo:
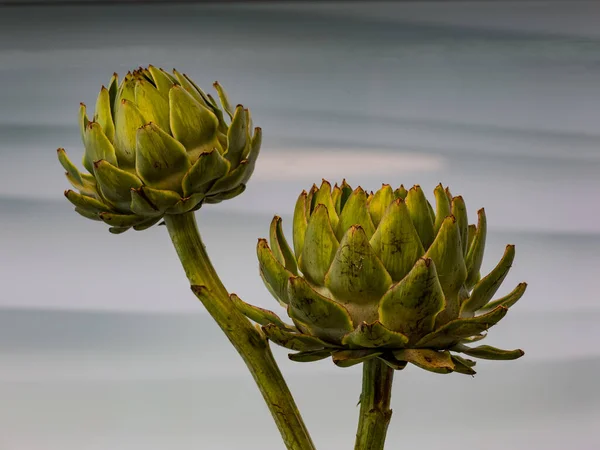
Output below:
[354,359,394,450]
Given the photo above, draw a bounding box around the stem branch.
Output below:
[164,213,315,450]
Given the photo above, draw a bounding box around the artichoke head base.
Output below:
[235,181,527,375]
[58,66,261,234]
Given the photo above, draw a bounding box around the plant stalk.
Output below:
[354,359,394,450]
[164,212,315,450]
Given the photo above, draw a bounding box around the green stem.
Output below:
[354,359,394,450]
[164,213,315,450]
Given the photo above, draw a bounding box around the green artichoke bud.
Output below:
[58,66,261,234]
[235,181,527,375]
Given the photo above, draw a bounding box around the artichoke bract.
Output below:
[235,181,527,375]
[58,66,261,234]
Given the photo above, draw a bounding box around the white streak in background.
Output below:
[252,150,444,180]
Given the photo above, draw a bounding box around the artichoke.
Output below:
[234,181,527,374]
[58,66,261,234]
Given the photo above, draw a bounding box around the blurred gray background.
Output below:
[1,1,599,449]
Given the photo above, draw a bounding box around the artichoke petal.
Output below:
[341,321,409,349]
[369,198,425,281]
[378,258,445,340]
[181,149,230,197]
[461,333,487,344]
[204,157,247,196]
[107,73,119,120]
[99,212,148,228]
[287,276,354,343]
[132,216,162,231]
[169,85,219,160]
[78,103,90,146]
[299,204,339,286]
[83,122,118,173]
[393,184,408,200]
[289,349,332,363]
[141,186,182,212]
[450,354,477,375]
[58,148,88,189]
[292,190,309,262]
[332,349,383,368]
[262,324,333,351]
[393,349,455,374]
[94,86,115,143]
[424,215,467,323]
[257,238,294,305]
[433,184,452,234]
[465,208,487,289]
[64,189,111,215]
[452,343,524,360]
[305,184,318,217]
[415,305,508,349]
[108,226,130,234]
[172,69,211,107]
[230,294,295,331]
[130,188,160,216]
[74,206,102,221]
[336,187,376,240]
[269,216,299,275]
[405,185,435,249]
[313,180,339,231]
[379,355,408,370]
[239,127,262,185]
[93,159,142,212]
[147,66,175,96]
[367,184,394,228]
[325,225,392,318]
[135,122,191,192]
[331,184,343,216]
[165,192,205,214]
[451,196,469,256]
[204,184,246,203]
[479,282,527,313]
[461,245,515,316]
[113,99,146,170]
[212,81,234,119]
[224,105,248,168]
[135,79,170,132]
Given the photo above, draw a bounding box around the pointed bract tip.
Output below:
[420,257,433,267]
[320,179,332,188]
[57,148,65,153]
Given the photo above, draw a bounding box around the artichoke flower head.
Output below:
[58,66,261,233]
[234,181,527,374]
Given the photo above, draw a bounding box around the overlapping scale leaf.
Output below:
[324,225,392,322]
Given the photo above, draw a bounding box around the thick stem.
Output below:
[354,359,394,450]
[164,213,315,450]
